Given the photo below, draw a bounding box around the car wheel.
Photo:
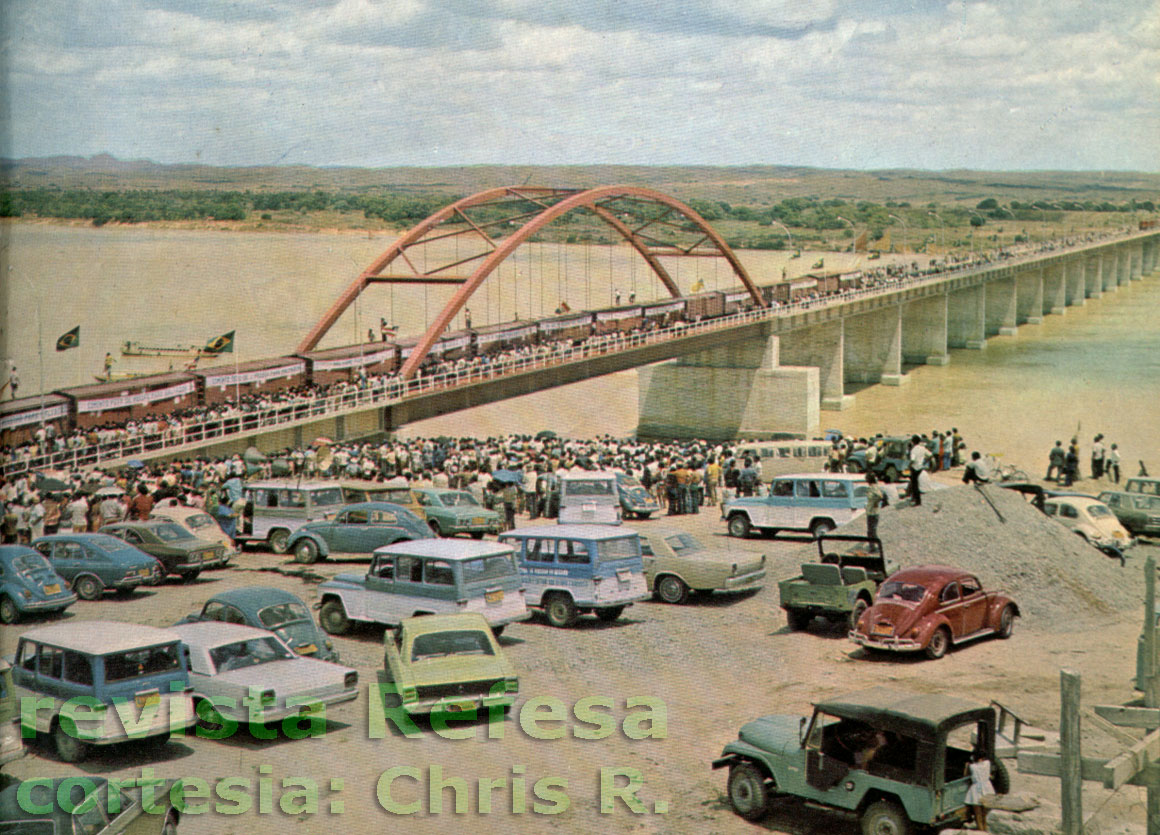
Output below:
[991,757,1011,794]
[470,532,486,540]
[74,575,103,601]
[810,519,836,539]
[727,514,751,538]
[195,699,227,734]
[727,762,770,821]
[268,529,290,554]
[294,539,320,564]
[925,627,951,660]
[998,605,1016,638]
[52,720,89,763]
[846,460,863,473]
[884,465,900,483]
[429,520,443,537]
[595,605,626,623]
[849,597,870,631]
[543,594,577,628]
[319,600,351,635]
[861,798,911,835]
[491,624,505,637]
[0,596,18,624]
[785,609,811,631]
[656,575,689,605]
[179,570,201,583]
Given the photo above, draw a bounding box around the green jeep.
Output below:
[712,687,1010,835]
[779,535,894,631]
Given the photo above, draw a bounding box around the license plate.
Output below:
[871,623,893,637]
[472,517,485,525]
[297,644,318,656]
[485,589,504,605]
[135,691,160,709]
[44,584,61,595]
[616,569,631,584]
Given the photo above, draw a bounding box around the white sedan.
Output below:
[172,621,358,733]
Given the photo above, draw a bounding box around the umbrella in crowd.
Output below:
[491,469,525,485]
[127,459,145,468]
[34,474,70,493]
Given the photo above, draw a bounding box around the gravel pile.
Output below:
[811,484,1142,631]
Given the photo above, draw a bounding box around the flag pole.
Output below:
[37,291,45,427]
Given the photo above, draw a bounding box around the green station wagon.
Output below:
[414,488,502,538]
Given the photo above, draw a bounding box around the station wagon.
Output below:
[723,473,868,539]
[1100,490,1160,539]
[237,480,347,553]
[12,621,196,762]
[316,539,530,635]
[557,472,622,525]
[498,525,650,627]
[0,777,182,835]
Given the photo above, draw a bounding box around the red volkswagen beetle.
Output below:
[849,565,1018,659]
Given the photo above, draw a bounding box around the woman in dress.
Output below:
[965,750,995,830]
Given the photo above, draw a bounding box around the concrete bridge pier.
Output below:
[1016,268,1044,324]
[948,284,986,349]
[637,334,820,439]
[844,306,904,386]
[1099,254,1116,293]
[1131,244,1144,280]
[779,320,854,411]
[1085,256,1102,298]
[1065,258,1086,306]
[1117,249,1131,284]
[902,294,950,365]
[1043,264,1067,315]
[1146,240,1158,273]
[985,277,1018,336]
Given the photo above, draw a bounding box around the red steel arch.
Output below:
[297,185,766,379]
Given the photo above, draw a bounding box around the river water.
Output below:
[3,222,1157,474]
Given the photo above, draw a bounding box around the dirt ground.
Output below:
[3,498,1156,835]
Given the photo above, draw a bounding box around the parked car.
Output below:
[498,525,650,627]
[102,520,227,582]
[1042,495,1134,558]
[32,534,163,600]
[0,659,23,767]
[712,687,1010,832]
[0,776,182,834]
[779,535,895,631]
[151,501,237,556]
[637,529,765,604]
[845,436,912,482]
[237,480,348,553]
[382,612,518,716]
[12,621,196,762]
[850,566,1018,659]
[1100,490,1160,539]
[340,479,427,520]
[171,621,358,733]
[723,473,868,540]
[413,488,503,538]
[316,539,530,636]
[286,501,432,564]
[557,471,622,525]
[0,545,77,625]
[176,586,339,662]
[616,472,660,520]
[1125,477,1160,496]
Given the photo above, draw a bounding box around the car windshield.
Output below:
[210,637,293,672]
[663,533,704,555]
[878,580,928,604]
[565,479,615,496]
[310,488,345,506]
[183,513,216,529]
[410,630,495,661]
[372,489,413,504]
[439,491,480,507]
[595,537,639,563]
[461,554,516,583]
[1087,505,1112,518]
[257,601,312,628]
[103,643,182,682]
[87,534,142,555]
[152,523,194,542]
[12,553,52,573]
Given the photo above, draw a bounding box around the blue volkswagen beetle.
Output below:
[33,534,163,600]
[286,501,433,564]
[176,586,340,662]
[0,545,77,624]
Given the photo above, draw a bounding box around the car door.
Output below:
[763,479,794,528]
[324,509,360,553]
[364,554,409,623]
[957,575,989,635]
[794,479,822,529]
[937,581,964,638]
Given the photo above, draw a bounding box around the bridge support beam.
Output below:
[637,335,820,439]
[1118,249,1131,285]
[1099,254,1115,293]
[1085,256,1102,298]
[948,285,986,349]
[1145,240,1157,273]
[844,306,904,386]
[779,320,853,410]
[902,294,949,365]
[1065,258,1086,307]
[1016,269,1044,324]
[985,277,1018,336]
[1131,244,1144,280]
[1044,264,1067,315]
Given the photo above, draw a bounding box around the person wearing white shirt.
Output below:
[908,435,931,506]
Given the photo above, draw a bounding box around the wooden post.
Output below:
[1060,669,1083,835]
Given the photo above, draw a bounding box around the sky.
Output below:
[2,0,1158,171]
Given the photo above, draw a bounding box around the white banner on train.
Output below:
[311,349,394,371]
[540,317,590,332]
[595,308,642,322]
[205,363,305,389]
[476,326,537,345]
[724,290,751,302]
[0,403,71,430]
[644,301,685,314]
[77,381,197,413]
[437,336,472,351]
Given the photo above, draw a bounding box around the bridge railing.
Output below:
[2,230,1144,478]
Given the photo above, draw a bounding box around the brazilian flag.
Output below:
[204,330,235,354]
[55,326,80,351]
